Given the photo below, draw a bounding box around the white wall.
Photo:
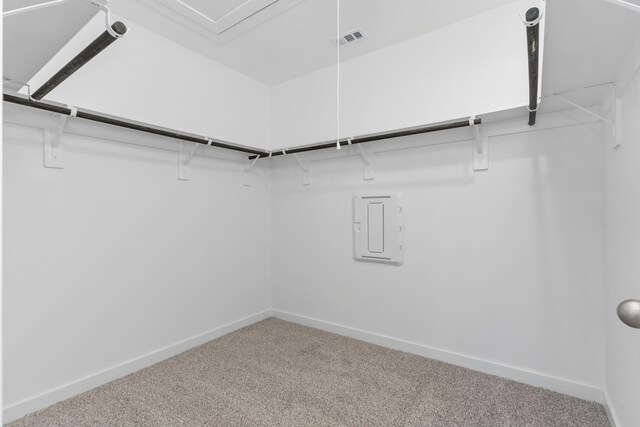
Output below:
[270,0,537,149]
[603,38,640,427]
[270,120,605,400]
[25,13,271,149]
[2,105,272,421]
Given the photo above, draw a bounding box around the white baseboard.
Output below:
[3,309,272,424]
[4,308,607,424]
[603,389,622,427]
[272,309,605,404]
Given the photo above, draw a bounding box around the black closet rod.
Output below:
[4,94,481,159]
[249,118,482,160]
[3,94,265,156]
[524,6,541,126]
[32,21,129,100]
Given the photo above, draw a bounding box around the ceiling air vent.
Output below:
[333,28,367,47]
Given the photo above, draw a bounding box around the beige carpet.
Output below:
[8,318,609,426]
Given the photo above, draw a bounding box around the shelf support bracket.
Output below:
[353,141,375,180]
[178,139,210,181]
[614,98,623,149]
[601,0,640,14]
[554,94,614,125]
[293,153,312,185]
[183,142,200,167]
[242,154,262,186]
[553,94,623,149]
[471,117,488,171]
[44,107,75,169]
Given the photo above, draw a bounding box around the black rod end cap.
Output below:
[526,7,540,22]
[111,21,128,36]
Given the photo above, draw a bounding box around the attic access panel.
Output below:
[3,0,100,85]
[353,194,404,266]
[142,0,307,43]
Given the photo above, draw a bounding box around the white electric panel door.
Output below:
[353,194,404,265]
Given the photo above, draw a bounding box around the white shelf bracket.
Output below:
[292,153,312,185]
[4,0,83,17]
[352,141,374,180]
[470,117,488,171]
[242,154,261,187]
[554,94,614,126]
[44,107,75,169]
[178,143,192,181]
[601,0,640,14]
[178,140,209,181]
[553,93,623,149]
[614,98,623,149]
[183,142,200,167]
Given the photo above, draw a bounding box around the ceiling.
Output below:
[3,0,640,113]
[106,0,640,97]
[138,0,308,45]
[181,0,266,20]
[109,0,516,86]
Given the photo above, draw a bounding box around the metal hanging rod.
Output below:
[5,93,482,160]
[31,21,128,100]
[249,118,482,160]
[7,0,130,100]
[3,94,266,156]
[523,6,542,126]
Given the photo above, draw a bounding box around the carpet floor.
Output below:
[8,318,610,426]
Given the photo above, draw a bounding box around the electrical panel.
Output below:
[353,194,403,265]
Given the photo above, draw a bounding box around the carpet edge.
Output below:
[2,309,273,424]
[272,308,606,405]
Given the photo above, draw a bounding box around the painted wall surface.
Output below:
[2,107,271,415]
[25,13,271,149]
[603,39,640,427]
[270,0,535,149]
[271,123,605,395]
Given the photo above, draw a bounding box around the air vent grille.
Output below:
[333,28,367,47]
